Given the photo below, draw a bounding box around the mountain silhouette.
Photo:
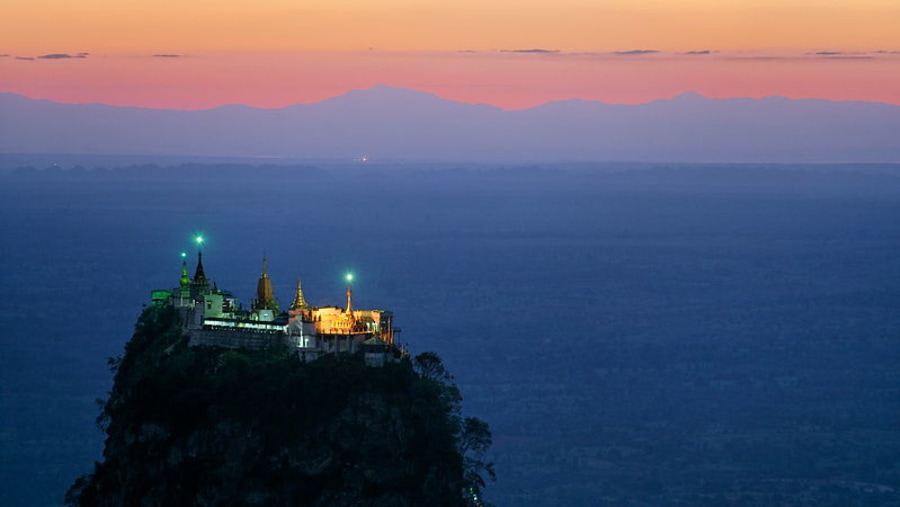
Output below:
[2,86,899,162]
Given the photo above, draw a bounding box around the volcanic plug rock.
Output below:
[66,306,493,506]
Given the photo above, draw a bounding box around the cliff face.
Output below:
[67,306,490,507]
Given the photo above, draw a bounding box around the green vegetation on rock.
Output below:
[67,306,494,507]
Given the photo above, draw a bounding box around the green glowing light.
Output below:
[180,252,187,258]
[345,273,354,283]
[194,235,204,245]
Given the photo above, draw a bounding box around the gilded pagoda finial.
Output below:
[253,255,279,312]
[291,279,309,309]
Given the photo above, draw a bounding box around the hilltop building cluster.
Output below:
[151,249,399,366]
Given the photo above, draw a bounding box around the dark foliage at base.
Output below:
[67,306,493,507]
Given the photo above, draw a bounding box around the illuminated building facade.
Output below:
[152,248,397,363]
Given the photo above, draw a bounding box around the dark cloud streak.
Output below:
[499,48,560,54]
[725,55,790,61]
[804,50,876,59]
[153,54,185,58]
[470,48,887,62]
[614,49,659,55]
[37,53,88,59]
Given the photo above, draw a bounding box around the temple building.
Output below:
[152,249,398,363]
[252,257,280,311]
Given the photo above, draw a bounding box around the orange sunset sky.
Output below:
[2,0,899,109]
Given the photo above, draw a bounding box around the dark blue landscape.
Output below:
[1,161,899,506]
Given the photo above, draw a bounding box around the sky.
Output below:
[2,0,900,110]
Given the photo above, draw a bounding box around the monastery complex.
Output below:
[151,249,399,366]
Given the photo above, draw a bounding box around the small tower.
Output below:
[343,272,358,334]
[252,256,280,312]
[290,279,309,310]
[178,253,191,304]
[190,251,210,298]
[180,259,190,289]
[344,273,354,318]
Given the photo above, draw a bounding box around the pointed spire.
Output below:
[253,255,279,312]
[193,251,208,285]
[291,279,309,309]
[345,284,354,316]
[180,259,190,288]
[343,272,355,319]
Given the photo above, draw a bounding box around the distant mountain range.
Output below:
[2,86,899,163]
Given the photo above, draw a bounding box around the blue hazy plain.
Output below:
[1,161,899,506]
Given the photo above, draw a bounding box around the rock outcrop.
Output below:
[67,306,492,506]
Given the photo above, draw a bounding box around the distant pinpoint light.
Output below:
[194,235,204,246]
[345,273,354,283]
[180,252,187,258]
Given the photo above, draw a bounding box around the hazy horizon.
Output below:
[6,85,900,112]
[4,87,900,164]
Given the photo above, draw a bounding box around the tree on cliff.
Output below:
[66,305,494,507]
